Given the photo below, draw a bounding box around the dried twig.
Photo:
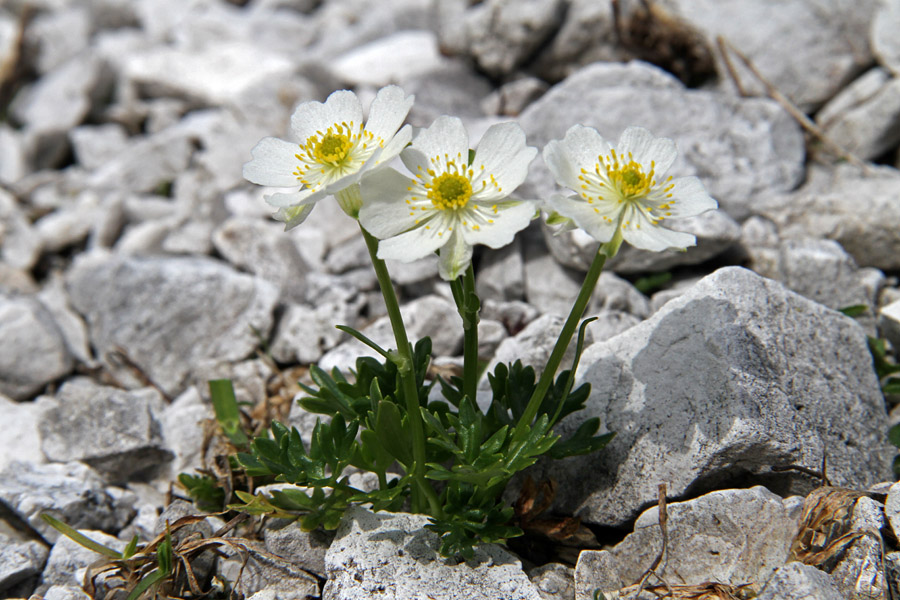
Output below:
[716,36,870,172]
[633,484,672,599]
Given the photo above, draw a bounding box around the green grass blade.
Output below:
[40,513,122,559]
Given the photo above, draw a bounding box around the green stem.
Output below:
[451,266,480,405]
[359,224,442,517]
[514,245,609,435]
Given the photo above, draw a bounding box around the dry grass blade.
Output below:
[632,483,672,599]
[606,581,756,599]
[789,486,868,566]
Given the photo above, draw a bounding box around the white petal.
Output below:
[438,229,473,281]
[617,126,677,175]
[411,116,469,164]
[621,204,696,251]
[546,193,619,244]
[376,218,450,263]
[290,90,363,144]
[471,122,537,199]
[543,125,611,192]
[264,189,321,208]
[273,203,316,231]
[365,85,414,144]
[658,176,718,219]
[400,146,429,177]
[359,168,425,238]
[461,201,535,249]
[243,137,301,187]
[374,124,412,168]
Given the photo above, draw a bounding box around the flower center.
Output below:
[600,149,655,199]
[313,131,353,166]
[428,172,472,210]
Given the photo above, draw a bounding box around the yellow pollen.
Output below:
[427,172,472,211]
[599,153,656,199]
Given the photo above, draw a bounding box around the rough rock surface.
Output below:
[575,487,803,594]
[756,562,845,600]
[322,506,543,600]
[38,378,172,482]
[528,267,893,527]
[66,252,278,397]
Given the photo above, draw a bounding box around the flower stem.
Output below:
[461,266,480,405]
[514,245,609,435]
[359,224,441,517]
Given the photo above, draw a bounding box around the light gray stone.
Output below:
[10,50,112,135]
[544,211,741,275]
[477,238,525,303]
[34,191,105,254]
[36,274,94,366]
[404,61,493,127]
[331,30,445,87]
[0,189,41,271]
[478,318,508,359]
[452,0,565,78]
[39,378,172,482]
[86,128,193,194]
[270,301,359,365]
[872,0,900,75]
[322,505,543,600]
[575,487,802,593]
[0,532,48,595]
[670,0,877,111]
[481,299,540,336]
[586,311,641,344]
[756,562,844,600]
[816,68,900,160]
[0,461,134,543]
[122,41,294,106]
[519,61,806,221]
[320,295,463,372]
[830,497,888,599]
[66,252,279,397]
[218,539,319,600]
[749,238,882,334]
[0,394,50,471]
[40,585,92,600]
[0,294,73,401]
[0,124,28,184]
[69,124,130,172]
[529,563,575,600]
[27,6,92,74]
[212,216,312,303]
[263,519,334,578]
[533,267,893,527]
[159,386,211,479]
[39,529,124,589]
[523,248,582,318]
[482,77,548,117]
[880,299,900,351]
[758,164,900,270]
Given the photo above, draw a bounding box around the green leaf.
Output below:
[209,379,249,448]
[884,378,900,396]
[336,324,391,359]
[838,304,868,318]
[126,568,169,600]
[157,532,173,574]
[177,472,226,512]
[40,514,122,559]
[889,423,900,448]
[122,535,139,559]
[633,271,672,295]
[375,400,414,466]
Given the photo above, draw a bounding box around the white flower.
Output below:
[543,125,717,252]
[243,85,414,229]
[358,116,538,280]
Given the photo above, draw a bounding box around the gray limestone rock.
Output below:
[0,461,134,543]
[319,295,463,372]
[529,563,575,600]
[0,124,28,184]
[872,0,900,75]
[477,238,525,303]
[829,496,888,599]
[481,299,540,336]
[0,394,51,471]
[271,302,356,365]
[756,562,844,600]
[749,238,883,335]
[758,164,900,271]
[69,123,130,171]
[670,0,877,112]
[482,77,549,117]
[816,68,900,160]
[880,299,900,351]
[331,30,446,88]
[404,61,494,128]
[39,378,172,482]
[217,540,319,600]
[531,267,893,527]
[212,216,312,303]
[264,519,334,578]
[0,532,48,596]
[544,211,741,275]
[322,505,543,600]
[36,274,95,366]
[575,487,803,595]
[86,128,193,194]
[518,61,806,221]
[0,189,42,272]
[66,252,279,398]
[478,318,509,359]
[523,248,582,318]
[0,294,73,401]
[444,0,566,79]
[159,386,212,479]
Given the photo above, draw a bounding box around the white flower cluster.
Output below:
[243,86,717,280]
